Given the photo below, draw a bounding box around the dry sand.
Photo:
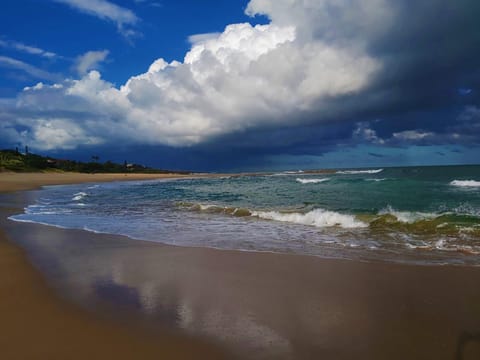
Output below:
[1,172,480,359]
[0,171,193,193]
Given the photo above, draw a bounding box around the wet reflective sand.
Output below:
[2,190,480,359]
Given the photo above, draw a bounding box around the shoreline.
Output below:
[0,228,228,360]
[2,172,480,359]
[0,172,230,359]
[0,171,197,193]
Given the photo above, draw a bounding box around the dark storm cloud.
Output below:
[216,0,480,155]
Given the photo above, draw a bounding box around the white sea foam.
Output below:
[405,242,431,250]
[295,178,329,184]
[365,178,386,182]
[449,204,480,217]
[405,239,480,255]
[434,239,451,251]
[270,170,305,177]
[253,208,367,228]
[27,211,59,215]
[378,206,437,223]
[7,216,70,229]
[337,169,383,175]
[72,192,87,201]
[25,203,72,215]
[284,170,304,174]
[450,180,480,187]
[199,204,216,210]
[435,239,480,254]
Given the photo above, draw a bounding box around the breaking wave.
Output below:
[337,169,383,175]
[270,170,305,176]
[72,192,87,201]
[179,202,367,228]
[450,180,480,187]
[179,202,253,217]
[295,178,330,184]
[253,209,367,229]
[10,166,480,265]
[378,206,437,223]
[284,170,304,174]
[180,202,480,238]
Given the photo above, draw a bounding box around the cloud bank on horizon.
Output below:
[1,0,479,163]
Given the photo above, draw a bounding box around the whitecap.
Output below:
[378,206,437,223]
[269,170,305,177]
[72,192,87,201]
[253,208,367,229]
[199,204,216,210]
[337,169,383,175]
[284,170,304,174]
[295,178,329,184]
[450,180,480,187]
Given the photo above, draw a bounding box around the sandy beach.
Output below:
[0,171,194,193]
[0,172,227,359]
[1,172,480,359]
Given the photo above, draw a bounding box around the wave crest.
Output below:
[296,178,329,184]
[178,202,253,217]
[253,209,367,229]
[337,169,383,175]
[179,202,366,228]
[72,192,87,201]
[378,206,437,223]
[450,180,480,187]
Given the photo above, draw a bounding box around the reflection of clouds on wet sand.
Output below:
[4,211,480,359]
[176,300,291,358]
[0,220,369,358]
[89,248,293,358]
[8,222,294,358]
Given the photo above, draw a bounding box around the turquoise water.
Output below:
[9,165,480,265]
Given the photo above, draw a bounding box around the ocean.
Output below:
[9,165,480,265]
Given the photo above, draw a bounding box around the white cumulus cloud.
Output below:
[353,122,385,144]
[74,50,110,75]
[2,0,385,150]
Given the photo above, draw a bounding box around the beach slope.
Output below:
[0,172,227,359]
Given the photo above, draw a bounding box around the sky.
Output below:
[0,0,479,171]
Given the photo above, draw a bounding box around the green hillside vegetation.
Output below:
[0,149,190,174]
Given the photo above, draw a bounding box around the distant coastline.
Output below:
[0,148,192,174]
[0,172,196,193]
